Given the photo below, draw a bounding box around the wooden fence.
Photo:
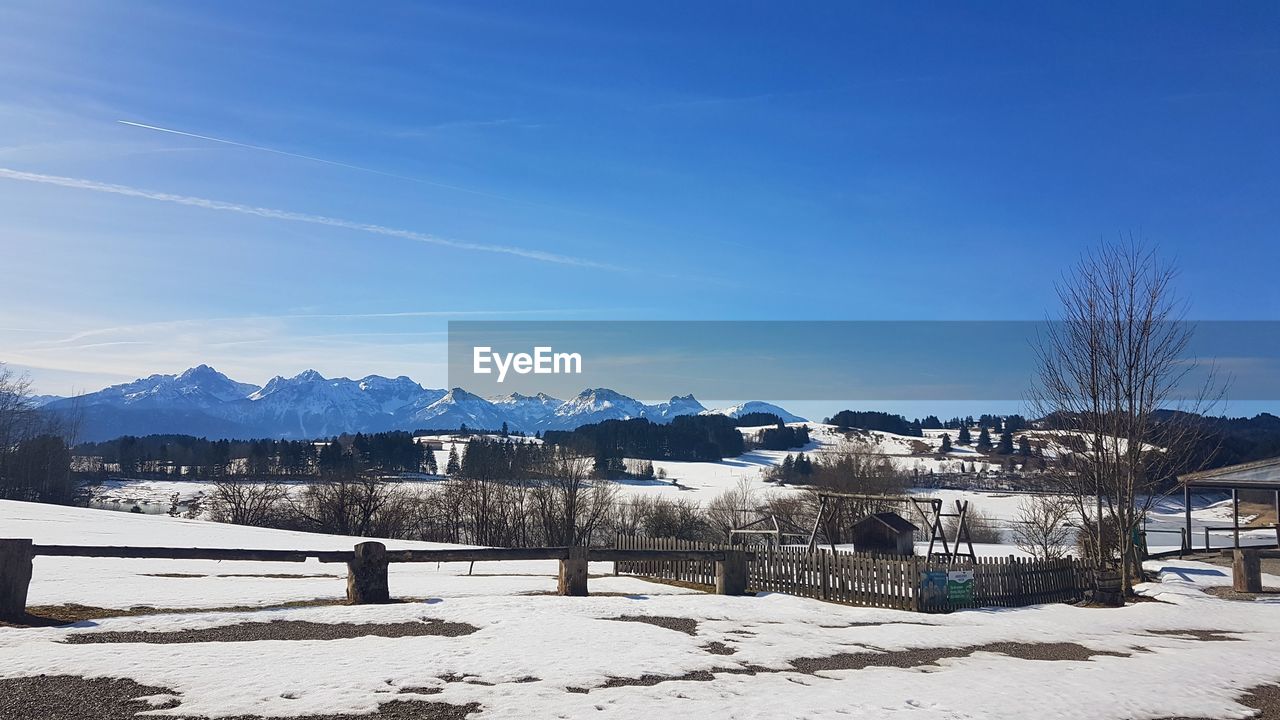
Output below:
[0,539,752,620]
[614,535,1085,612]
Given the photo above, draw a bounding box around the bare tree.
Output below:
[944,505,1003,545]
[207,481,289,526]
[532,450,615,546]
[804,443,908,545]
[1011,495,1075,559]
[705,478,758,542]
[0,364,79,503]
[1032,240,1219,594]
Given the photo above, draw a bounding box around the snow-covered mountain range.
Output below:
[42,366,806,441]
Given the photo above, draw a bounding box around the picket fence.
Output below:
[614,535,1086,612]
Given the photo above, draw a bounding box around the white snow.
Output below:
[3,501,1280,719]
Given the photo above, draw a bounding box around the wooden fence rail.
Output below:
[614,535,1085,612]
[0,539,753,620]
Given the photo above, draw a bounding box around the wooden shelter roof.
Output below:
[1181,457,1280,490]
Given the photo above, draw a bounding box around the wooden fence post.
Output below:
[819,549,830,600]
[347,541,390,604]
[559,546,589,597]
[1233,549,1262,593]
[0,539,34,620]
[716,550,749,596]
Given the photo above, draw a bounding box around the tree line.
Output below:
[74,431,436,480]
[826,410,1030,437]
[0,366,77,504]
[542,415,747,468]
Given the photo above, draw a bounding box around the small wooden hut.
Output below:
[850,512,917,556]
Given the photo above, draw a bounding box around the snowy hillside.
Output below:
[702,400,805,423]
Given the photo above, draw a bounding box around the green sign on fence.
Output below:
[946,570,974,603]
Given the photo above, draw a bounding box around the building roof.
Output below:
[855,511,918,534]
[1181,456,1280,490]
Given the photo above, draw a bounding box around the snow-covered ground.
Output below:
[3,500,1280,719]
[87,423,1277,556]
[2,500,633,609]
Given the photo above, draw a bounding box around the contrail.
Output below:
[116,120,552,208]
[0,167,615,270]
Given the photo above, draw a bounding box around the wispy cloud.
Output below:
[389,117,544,136]
[0,167,618,269]
[37,308,613,347]
[116,120,553,209]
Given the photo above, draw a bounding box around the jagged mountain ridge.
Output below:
[43,366,806,441]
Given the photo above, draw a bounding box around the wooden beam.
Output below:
[384,547,569,563]
[0,539,33,621]
[1233,488,1241,549]
[31,545,352,563]
[591,549,746,563]
[807,495,827,552]
[1184,483,1192,556]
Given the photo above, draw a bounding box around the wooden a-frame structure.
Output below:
[910,497,977,563]
[805,490,916,552]
[729,513,809,546]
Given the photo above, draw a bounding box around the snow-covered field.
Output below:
[3,500,1280,719]
[86,423,1278,557]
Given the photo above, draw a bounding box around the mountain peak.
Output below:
[177,364,221,381]
[292,369,326,382]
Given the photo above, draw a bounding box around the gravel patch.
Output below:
[438,674,495,686]
[1144,629,1242,642]
[2,599,343,628]
[63,619,478,644]
[1156,683,1280,719]
[605,615,698,635]
[0,675,177,719]
[702,641,737,655]
[968,642,1129,661]
[397,686,444,695]
[577,641,1132,693]
[1205,586,1280,602]
[790,642,1127,673]
[0,675,480,720]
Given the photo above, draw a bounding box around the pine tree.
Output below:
[446,445,461,475]
[1017,436,1032,456]
[500,421,509,437]
[976,427,993,452]
[795,452,813,476]
[996,430,1014,455]
[957,425,972,445]
[424,445,438,475]
[940,434,952,453]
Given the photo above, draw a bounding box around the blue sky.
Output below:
[1,1,1277,413]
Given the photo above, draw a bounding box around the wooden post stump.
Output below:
[347,541,390,604]
[1092,568,1124,607]
[716,550,749,596]
[558,547,589,597]
[0,539,34,620]
[1233,549,1262,593]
